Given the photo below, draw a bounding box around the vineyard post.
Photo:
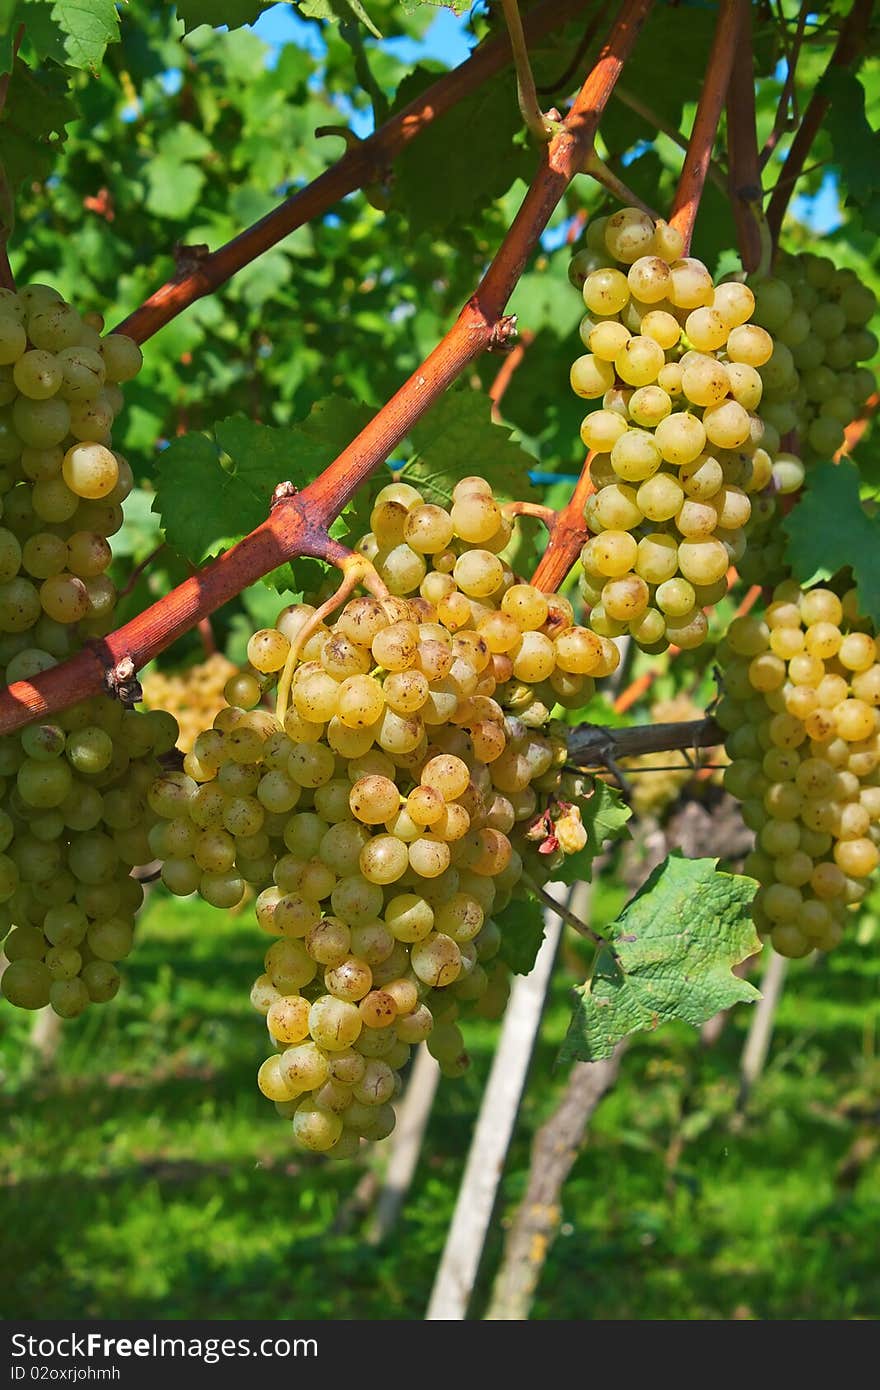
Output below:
[425,887,570,1320]
[484,1038,628,1321]
[736,951,788,1112]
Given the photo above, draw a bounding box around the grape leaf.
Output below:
[823,70,880,221]
[507,264,582,337]
[497,895,545,976]
[402,388,539,507]
[599,5,714,153]
[176,2,274,31]
[0,1,20,74]
[153,402,358,564]
[0,58,75,191]
[295,393,374,457]
[154,399,375,588]
[580,776,631,854]
[20,0,120,73]
[782,460,880,627]
[393,66,530,235]
[296,0,381,39]
[114,488,163,561]
[560,857,761,1063]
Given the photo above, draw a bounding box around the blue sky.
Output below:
[252,3,474,68]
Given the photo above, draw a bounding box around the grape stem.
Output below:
[502,501,557,526]
[501,0,555,142]
[766,0,874,242]
[532,881,609,949]
[196,615,217,659]
[668,0,748,253]
[114,0,590,345]
[275,552,389,724]
[529,451,596,593]
[725,2,764,274]
[764,158,832,201]
[581,147,657,217]
[0,0,653,735]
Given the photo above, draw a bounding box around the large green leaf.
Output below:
[561,857,761,1062]
[783,460,880,627]
[507,263,582,337]
[599,5,714,154]
[393,66,531,235]
[402,388,539,507]
[153,398,375,571]
[0,57,74,191]
[0,0,20,73]
[823,70,880,228]
[20,0,120,73]
[145,156,205,220]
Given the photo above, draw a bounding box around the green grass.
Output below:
[1,885,879,1320]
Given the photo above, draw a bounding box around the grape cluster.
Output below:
[0,286,181,1017]
[749,252,877,463]
[148,476,615,1155]
[142,651,238,754]
[737,254,878,586]
[717,583,880,957]
[569,207,774,653]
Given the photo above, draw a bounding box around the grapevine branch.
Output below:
[116,0,589,344]
[0,0,654,735]
[726,2,763,274]
[566,715,723,766]
[668,0,748,252]
[766,0,875,241]
[484,1039,627,1321]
